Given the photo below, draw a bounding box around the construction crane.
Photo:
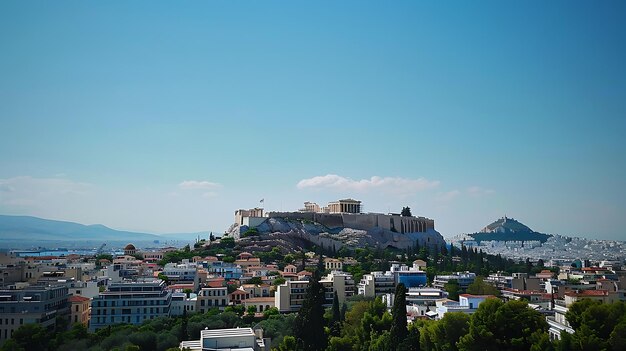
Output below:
[96,243,106,255]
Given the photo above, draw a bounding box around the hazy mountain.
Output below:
[0,214,212,242]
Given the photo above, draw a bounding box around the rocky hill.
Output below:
[464,216,551,243]
[226,216,445,253]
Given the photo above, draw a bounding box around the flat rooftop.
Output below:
[200,327,255,339]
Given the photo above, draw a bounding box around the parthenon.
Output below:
[327,199,361,214]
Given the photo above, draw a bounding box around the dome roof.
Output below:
[124,243,136,250]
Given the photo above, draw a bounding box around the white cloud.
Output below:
[467,186,495,196]
[0,176,92,196]
[178,180,221,191]
[0,176,93,209]
[296,174,440,194]
[436,190,461,202]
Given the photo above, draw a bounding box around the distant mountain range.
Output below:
[0,214,213,243]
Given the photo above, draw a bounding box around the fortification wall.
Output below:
[267,211,434,234]
[342,214,378,231]
[267,212,345,229]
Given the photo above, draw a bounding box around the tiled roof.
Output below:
[68,295,90,302]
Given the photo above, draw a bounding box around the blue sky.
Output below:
[1,1,625,240]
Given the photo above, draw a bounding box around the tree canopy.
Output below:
[401,207,412,217]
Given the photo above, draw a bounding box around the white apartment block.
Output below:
[180,327,267,351]
[275,271,355,312]
[358,271,395,297]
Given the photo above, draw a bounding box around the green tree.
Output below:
[398,321,420,351]
[565,300,626,351]
[421,312,470,351]
[128,330,157,351]
[157,273,169,283]
[330,291,342,337]
[179,309,189,341]
[327,336,354,351]
[293,262,327,350]
[466,276,500,296]
[277,335,297,351]
[565,298,600,330]
[4,323,50,351]
[248,277,263,285]
[273,277,286,286]
[263,307,279,318]
[457,299,548,351]
[444,279,460,301]
[390,283,408,350]
[401,207,412,217]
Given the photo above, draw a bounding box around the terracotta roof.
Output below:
[230,290,248,296]
[565,289,609,297]
[68,295,90,302]
[168,284,194,290]
[245,297,274,302]
[503,288,542,295]
[206,280,225,288]
[459,294,496,298]
[27,256,60,260]
[582,267,606,272]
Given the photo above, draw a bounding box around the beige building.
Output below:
[327,199,361,214]
[68,295,91,327]
[235,208,265,226]
[300,202,321,213]
[324,258,343,271]
[142,251,164,262]
[244,297,275,313]
[196,287,228,313]
[123,243,136,256]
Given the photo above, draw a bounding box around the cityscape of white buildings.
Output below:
[0,204,625,347]
[452,233,626,262]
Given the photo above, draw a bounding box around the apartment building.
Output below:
[275,271,355,312]
[196,287,228,313]
[0,283,69,345]
[89,280,172,331]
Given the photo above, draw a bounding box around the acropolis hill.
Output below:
[227,199,445,252]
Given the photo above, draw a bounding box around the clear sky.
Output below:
[1,1,625,240]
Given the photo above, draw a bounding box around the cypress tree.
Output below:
[341,303,347,322]
[179,308,188,341]
[390,283,408,350]
[330,291,341,336]
[294,254,328,351]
